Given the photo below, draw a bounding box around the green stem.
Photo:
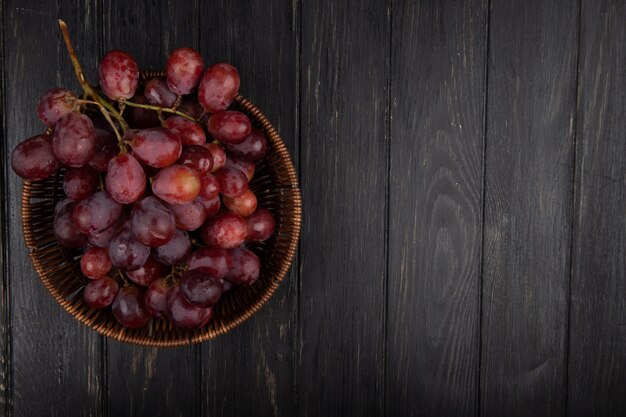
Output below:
[123,100,197,122]
[76,99,125,150]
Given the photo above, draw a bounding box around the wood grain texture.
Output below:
[567,0,626,415]
[197,1,299,416]
[387,0,486,415]
[480,0,579,415]
[3,1,103,416]
[298,0,388,415]
[103,1,199,416]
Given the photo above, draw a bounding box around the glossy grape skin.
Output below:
[144,77,177,107]
[83,277,119,309]
[188,247,232,279]
[99,50,139,100]
[72,191,122,234]
[166,48,204,95]
[206,111,251,145]
[199,173,220,200]
[177,145,213,174]
[223,189,257,217]
[37,88,76,126]
[164,116,206,146]
[144,278,170,318]
[247,208,276,242]
[63,166,99,200]
[213,166,248,197]
[200,195,221,217]
[200,211,247,249]
[87,212,127,248]
[154,229,191,265]
[180,269,224,308]
[89,129,118,172]
[167,285,212,329]
[203,143,226,172]
[81,247,112,279]
[112,285,151,328]
[108,221,150,271]
[224,128,268,162]
[52,112,96,167]
[227,248,261,286]
[105,153,146,204]
[179,97,204,120]
[54,198,74,217]
[198,63,240,113]
[128,128,182,168]
[126,255,169,286]
[11,134,60,181]
[168,198,206,231]
[151,164,201,205]
[224,156,255,180]
[130,196,176,247]
[127,93,162,128]
[54,202,87,248]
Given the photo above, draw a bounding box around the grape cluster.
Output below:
[11,41,276,330]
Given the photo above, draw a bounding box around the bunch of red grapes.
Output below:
[10,46,276,330]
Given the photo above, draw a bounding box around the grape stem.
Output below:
[76,99,124,146]
[123,100,197,122]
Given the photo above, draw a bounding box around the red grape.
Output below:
[72,191,122,234]
[80,247,112,279]
[151,164,201,205]
[224,156,255,180]
[179,97,204,119]
[11,134,60,180]
[167,198,206,231]
[247,208,276,242]
[105,153,146,204]
[180,269,224,308]
[126,255,169,286]
[223,189,257,217]
[154,229,191,265]
[112,285,151,328]
[188,247,232,279]
[89,128,118,172]
[130,196,176,247]
[54,197,74,217]
[37,88,77,127]
[84,276,119,309]
[127,93,162,128]
[227,248,260,286]
[164,116,206,146]
[200,211,247,249]
[108,220,150,271]
[54,202,87,247]
[166,285,212,329]
[144,278,170,318]
[63,166,99,200]
[87,212,127,248]
[52,112,96,167]
[128,128,182,168]
[144,77,177,107]
[200,195,221,217]
[224,128,268,161]
[177,145,213,174]
[214,166,248,197]
[166,48,204,95]
[198,63,240,112]
[204,143,227,172]
[199,173,220,200]
[99,50,139,100]
[206,111,251,144]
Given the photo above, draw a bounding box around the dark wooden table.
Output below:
[0,0,624,416]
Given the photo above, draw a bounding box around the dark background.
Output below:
[0,0,624,416]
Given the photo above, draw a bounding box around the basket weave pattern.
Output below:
[21,90,301,347]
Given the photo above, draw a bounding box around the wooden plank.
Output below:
[102,2,199,416]
[3,2,103,416]
[298,0,388,415]
[387,0,487,415]
[197,1,299,416]
[480,0,579,415]
[567,0,626,415]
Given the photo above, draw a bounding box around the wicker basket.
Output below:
[20,84,301,347]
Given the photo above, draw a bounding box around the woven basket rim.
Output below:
[21,87,301,347]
